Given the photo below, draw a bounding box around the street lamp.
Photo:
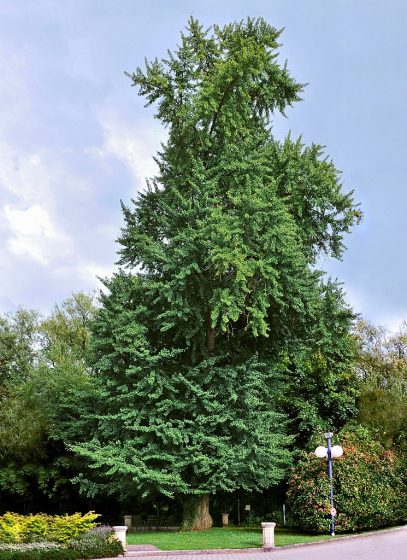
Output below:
[314,432,343,536]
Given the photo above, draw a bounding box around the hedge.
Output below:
[286,426,407,533]
[0,543,76,560]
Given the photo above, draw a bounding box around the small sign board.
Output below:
[245,505,251,511]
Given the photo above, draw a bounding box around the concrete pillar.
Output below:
[113,525,128,551]
[261,522,276,550]
[222,513,229,527]
[123,515,132,530]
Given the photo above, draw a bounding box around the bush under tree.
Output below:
[286,426,407,532]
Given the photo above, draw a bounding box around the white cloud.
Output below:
[5,204,57,239]
[88,109,166,193]
[4,204,72,265]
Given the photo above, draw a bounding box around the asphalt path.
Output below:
[267,526,407,560]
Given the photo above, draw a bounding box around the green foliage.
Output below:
[0,512,99,544]
[70,278,292,498]
[0,309,40,386]
[120,17,360,348]
[40,292,97,368]
[286,426,407,532]
[0,294,97,511]
[281,281,359,440]
[355,320,407,444]
[241,512,273,527]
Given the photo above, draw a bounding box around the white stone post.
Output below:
[261,522,276,549]
[113,525,128,551]
[124,515,132,530]
[222,513,229,527]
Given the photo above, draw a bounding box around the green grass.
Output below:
[127,526,332,550]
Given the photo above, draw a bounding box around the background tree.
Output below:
[281,281,359,442]
[71,17,361,530]
[354,319,407,445]
[0,294,97,514]
[0,308,40,388]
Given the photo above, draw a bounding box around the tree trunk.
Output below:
[206,310,215,355]
[206,328,215,355]
[181,494,213,531]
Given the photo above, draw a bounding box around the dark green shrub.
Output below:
[68,526,124,559]
[1,552,76,560]
[0,543,77,560]
[286,426,407,533]
[241,512,276,527]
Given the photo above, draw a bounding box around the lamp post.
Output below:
[314,432,343,536]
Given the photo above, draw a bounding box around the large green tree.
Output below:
[71,18,361,529]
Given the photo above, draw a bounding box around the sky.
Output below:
[0,0,406,330]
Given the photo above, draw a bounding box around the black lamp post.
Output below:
[314,432,343,536]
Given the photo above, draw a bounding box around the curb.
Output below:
[124,525,407,556]
[125,547,260,556]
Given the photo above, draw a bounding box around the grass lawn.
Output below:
[127,526,331,550]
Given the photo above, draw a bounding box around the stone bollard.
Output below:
[113,525,128,551]
[124,515,132,530]
[261,522,276,550]
[222,513,229,527]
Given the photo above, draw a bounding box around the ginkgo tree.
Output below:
[71,18,361,530]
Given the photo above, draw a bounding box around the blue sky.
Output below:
[0,0,406,329]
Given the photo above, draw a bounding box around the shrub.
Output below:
[0,527,124,559]
[0,552,76,560]
[68,526,124,559]
[0,542,76,560]
[0,512,99,543]
[242,512,275,527]
[286,426,407,533]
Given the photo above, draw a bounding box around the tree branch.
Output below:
[208,75,240,137]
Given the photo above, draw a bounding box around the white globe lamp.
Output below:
[314,446,327,458]
[331,445,343,458]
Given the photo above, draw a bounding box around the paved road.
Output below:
[99,526,407,560]
[269,526,407,560]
